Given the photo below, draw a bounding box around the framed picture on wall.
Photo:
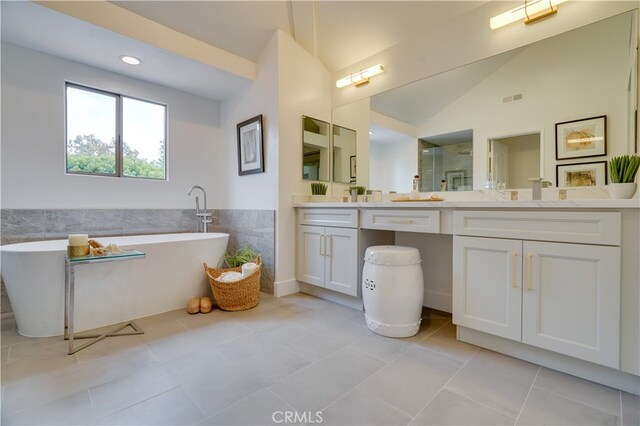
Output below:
[350,155,356,179]
[556,161,607,187]
[237,115,264,175]
[555,115,606,160]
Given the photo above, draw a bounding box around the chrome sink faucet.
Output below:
[528,177,552,200]
[188,185,212,232]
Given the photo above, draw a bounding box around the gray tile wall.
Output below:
[0,209,199,245]
[0,208,276,314]
[211,210,276,295]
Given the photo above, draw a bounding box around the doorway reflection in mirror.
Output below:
[489,133,541,189]
[302,116,330,182]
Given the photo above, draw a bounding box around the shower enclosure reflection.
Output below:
[418,129,473,191]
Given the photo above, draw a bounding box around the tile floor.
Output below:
[1,293,638,425]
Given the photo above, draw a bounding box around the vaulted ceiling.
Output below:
[113,1,488,72]
[1,1,491,100]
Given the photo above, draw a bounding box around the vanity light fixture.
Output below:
[336,64,384,88]
[120,55,141,65]
[490,0,567,30]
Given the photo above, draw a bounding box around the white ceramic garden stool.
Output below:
[362,245,424,338]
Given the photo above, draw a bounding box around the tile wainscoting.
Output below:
[0,209,276,314]
[210,209,276,295]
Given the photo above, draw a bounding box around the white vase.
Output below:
[608,182,637,199]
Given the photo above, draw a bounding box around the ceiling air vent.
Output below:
[503,92,524,104]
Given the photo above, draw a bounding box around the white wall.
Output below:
[500,134,541,189]
[369,142,384,191]
[419,12,631,187]
[1,42,220,209]
[276,31,332,290]
[369,139,417,193]
[396,232,453,313]
[386,139,417,193]
[332,127,357,184]
[216,35,280,210]
[332,98,371,190]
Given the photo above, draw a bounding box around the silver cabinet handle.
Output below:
[388,219,414,225]
[512,251,519,288]
[326,235,332,257]
[526,253,534,291]
[320,235,325,256]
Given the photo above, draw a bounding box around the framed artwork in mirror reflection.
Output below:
[237,115,264,176]
[350,155,356,179]
[555,115,606,160]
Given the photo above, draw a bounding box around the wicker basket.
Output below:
[203,256,262,311]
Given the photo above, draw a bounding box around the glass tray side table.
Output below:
[64,250,146,355]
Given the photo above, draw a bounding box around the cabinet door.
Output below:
[522,241,620,368]
[453,236,523,341]
[324,227,358,296]
[296,225,325,287]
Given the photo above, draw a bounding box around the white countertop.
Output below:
[293,199,640,209]
[294,187,640,209]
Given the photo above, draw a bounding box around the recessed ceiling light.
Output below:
[120,55,141,65]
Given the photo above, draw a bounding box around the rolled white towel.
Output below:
[218,271,244,283]
[242,262,258,277]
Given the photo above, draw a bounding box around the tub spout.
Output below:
[188,185,212,232]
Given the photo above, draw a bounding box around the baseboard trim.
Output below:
[459,326,640,395]
[274,279,300,297]
[423,289,452,313]
[300,283,363,310]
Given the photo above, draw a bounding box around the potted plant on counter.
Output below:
[349,185,367,202]
[310,182,328,202]
[609,155,639,199]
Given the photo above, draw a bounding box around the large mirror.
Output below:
[340,10,638,192]
[333,125,357,183]
[302,116,330,181]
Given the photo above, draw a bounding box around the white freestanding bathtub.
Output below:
[1,233,229,337]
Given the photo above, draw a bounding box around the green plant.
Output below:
[609,155,640,183]
[220,244,259,268]
[310,182,328,195]
[349,185,366,195]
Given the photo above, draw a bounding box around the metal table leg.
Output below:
[64,256,144,355]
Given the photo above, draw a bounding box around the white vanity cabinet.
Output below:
[296,209,359,296]
[453,211,622,369]
[453,236,523,341]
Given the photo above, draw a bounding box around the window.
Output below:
[65,83,166,179]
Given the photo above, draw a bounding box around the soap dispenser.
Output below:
[410,175,420,200]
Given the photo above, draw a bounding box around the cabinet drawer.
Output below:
[361,209,440,233]
[453,211,620,245]
[298,209,358,228]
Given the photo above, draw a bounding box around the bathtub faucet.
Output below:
[187,185,212,233]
